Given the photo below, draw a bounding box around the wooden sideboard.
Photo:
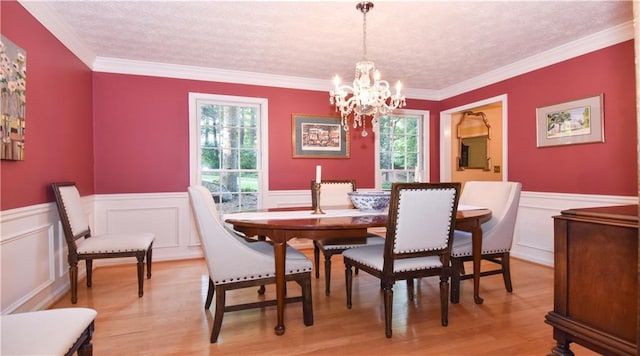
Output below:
[545,205,638,355]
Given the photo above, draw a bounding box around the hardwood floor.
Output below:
[50,250,598,355]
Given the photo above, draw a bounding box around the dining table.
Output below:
[224,205,491,336]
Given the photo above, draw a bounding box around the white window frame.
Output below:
[188,93,269,208]
[375,109,430,190]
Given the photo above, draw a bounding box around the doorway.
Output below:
[439,94,508,183]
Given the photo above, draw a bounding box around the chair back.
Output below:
[188,185,274,283]
[51,182,92,253]
[459,181,522,251]
[310,179,355,208]
[384,182,460,272]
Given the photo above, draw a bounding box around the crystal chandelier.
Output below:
[329,2,406,137]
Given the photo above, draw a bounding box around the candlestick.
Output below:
[311,182,325,214]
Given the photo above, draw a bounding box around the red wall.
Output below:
[0,1,94,210]
[92,74,435,193]
[442,41,637,196]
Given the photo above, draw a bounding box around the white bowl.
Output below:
[347,191,391,212]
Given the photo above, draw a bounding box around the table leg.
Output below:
[273,240,286,335]
[471,224,484,304]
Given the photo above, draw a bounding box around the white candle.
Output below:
[315,165,322,183]
[414,166,420,182]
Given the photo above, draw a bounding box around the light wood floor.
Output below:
[50,250,597,355]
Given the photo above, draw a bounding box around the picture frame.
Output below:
[536,94,604,148]
[292,114,349,158]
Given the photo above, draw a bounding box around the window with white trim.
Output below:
[376,110,429,190]
[189,93,268,214]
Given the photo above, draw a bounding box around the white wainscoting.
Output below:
[512,192,637,266]
[1,189,636,313]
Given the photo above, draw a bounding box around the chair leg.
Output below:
[298,276,314,326]
[383,284,393,338]
[210,285,226,343]
[136,254,144,297]
[85,259,93,287]
[257,285,266,295]
[77,336,93,356]
[439,275,449,327]
[70,263,79,304]
[502,252,513,293]
[313,242,320,279]
[204,278,214,309]
[450,258,461,304]
[407,278,414,301]
[324,253,332,296]
[345,263,353,309]
[146,246,153,279]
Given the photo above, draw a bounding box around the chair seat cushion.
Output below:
[1,307,97,355]
[343,245,443,272]
[213,242,312,284]
[241,239,310,261]
[319,235,385,251]
[77,232,154,254]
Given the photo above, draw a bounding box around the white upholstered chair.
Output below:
[51,182,155,304]
[1,307,97,356]
[311,179,385,296]
[188,185,313,343]
[343,182,461,338]
[450,181,522,303]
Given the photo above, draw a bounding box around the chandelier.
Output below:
[329,2,406,137]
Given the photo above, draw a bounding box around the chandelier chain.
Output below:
[362,10,367,60]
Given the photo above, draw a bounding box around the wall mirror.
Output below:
[457,111,491,171]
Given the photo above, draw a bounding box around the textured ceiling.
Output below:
[25,1,633,92]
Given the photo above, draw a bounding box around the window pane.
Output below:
[378,113,423,188]
[197,100,261,214]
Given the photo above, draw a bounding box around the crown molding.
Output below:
[21,0,633,102]
[18,0,96,69]
[92,57,332,91]
[438,21,634,100]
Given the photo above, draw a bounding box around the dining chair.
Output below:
[311,179,385,296]
[1,307,97,356]
[343,182,461,338]
[51,182,155,304]
[450,181,522,303]
[188,185,313,343]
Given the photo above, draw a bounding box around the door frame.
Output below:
[439,94,508,182]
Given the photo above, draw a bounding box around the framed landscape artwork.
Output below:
[536,94,604,148]
[292,114,349,158]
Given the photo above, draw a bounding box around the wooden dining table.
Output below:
[225,206,491,336]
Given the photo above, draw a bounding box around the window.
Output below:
[189,93,268,214]
[376,110,429,190]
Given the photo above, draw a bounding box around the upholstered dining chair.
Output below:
[311,179,385,296]
[188,185,313,343]
[1,307,97,356]
[51,182,155,304]
[450,181,522,303]
[343,182,461,338]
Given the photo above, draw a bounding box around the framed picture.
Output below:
[536,94,604,148]
[292,114,349,158]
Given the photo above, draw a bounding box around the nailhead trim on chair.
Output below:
[214,266,313,284]
[452,247,510,257]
